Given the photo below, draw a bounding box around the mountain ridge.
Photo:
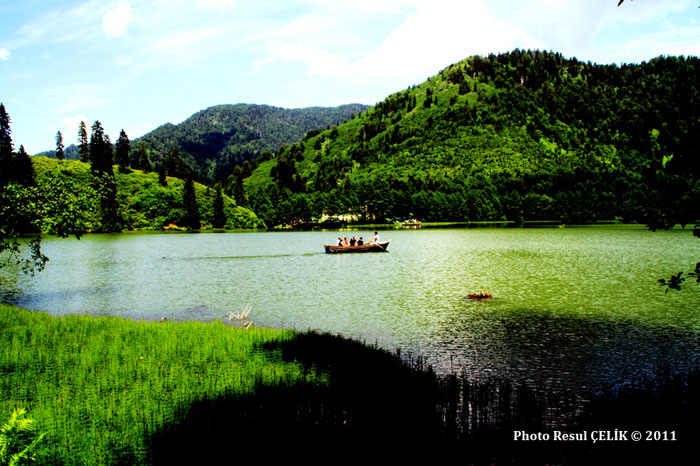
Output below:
[35,102,370,183]
[130,103,369,182]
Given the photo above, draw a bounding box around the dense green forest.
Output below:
[123,103,368,184]
[243,50,699,228]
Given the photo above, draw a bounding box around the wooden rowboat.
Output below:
[323,240,391,253]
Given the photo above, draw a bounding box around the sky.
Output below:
[1,0,699,154]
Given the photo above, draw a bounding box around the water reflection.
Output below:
[423,304,700,393]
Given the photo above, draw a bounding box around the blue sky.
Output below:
[1,0,699,154]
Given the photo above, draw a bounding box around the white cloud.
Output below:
[0,48,10,61]
[197,0,236,11]
[259,0,526,82]
[351,0,522,79]
[102,2,134,38]
[258,0,700,86]
[302,0,410,15]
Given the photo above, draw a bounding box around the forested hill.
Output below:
[130,103,369,183]
[30,156,262,231]
[243,50,699,228]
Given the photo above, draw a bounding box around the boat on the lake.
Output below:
[324,240,391,253]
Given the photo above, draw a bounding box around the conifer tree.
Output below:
[55,131,65,160]
[13,145,36,187]
[423,88,433,108]
[103,134,114,172]
[138,145,152,172]
[212,186,226,228]
[182,177,200,229]
[232,165,247,206]
[158,162,167,186]
[78,121,89,163]
[167,147,189,179]
[115,129,131,173]
[87,121,121,231]
[89,120,108,174]
[0,103,13,187]
[94,172,122,232]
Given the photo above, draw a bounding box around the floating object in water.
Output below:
[323,240,391,253]
[466,290,492,300]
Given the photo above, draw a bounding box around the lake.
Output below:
[2,226,699,393]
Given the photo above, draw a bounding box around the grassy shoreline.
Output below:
[0,304,312,464]
[1,304,455,463]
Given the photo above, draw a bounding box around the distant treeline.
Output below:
[244,50,699,228]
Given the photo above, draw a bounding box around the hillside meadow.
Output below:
[31,156,263,231]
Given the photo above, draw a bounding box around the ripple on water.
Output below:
[2,227,699,393]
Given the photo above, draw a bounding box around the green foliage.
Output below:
[0,104,13,187]
[134,103,369,184]
[0,408,47,466]
[29,156,263,231]
[0,304,311,465]
[165,147,189,179]
[10,146,35,187]
[115,130,131,174]
[54,131,64,161]
[181,177,200,229]
[77,121,88,163]
[245,51,699,227]
[89,120,112,175]
[93,172,123,233]
[0,106,93,276]
[157,163,166,186]
[1,154,93,276]
[211,186,226,229]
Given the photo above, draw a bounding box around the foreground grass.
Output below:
[0,304,317,465]
[0,305,450,464]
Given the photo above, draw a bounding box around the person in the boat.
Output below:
[369,231,379,243]
[337,237,343,246]
[357,237,364,246]
[349,236,357,246]
[343,237,349,246]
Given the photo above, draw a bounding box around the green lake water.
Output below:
[2,226,699,391]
